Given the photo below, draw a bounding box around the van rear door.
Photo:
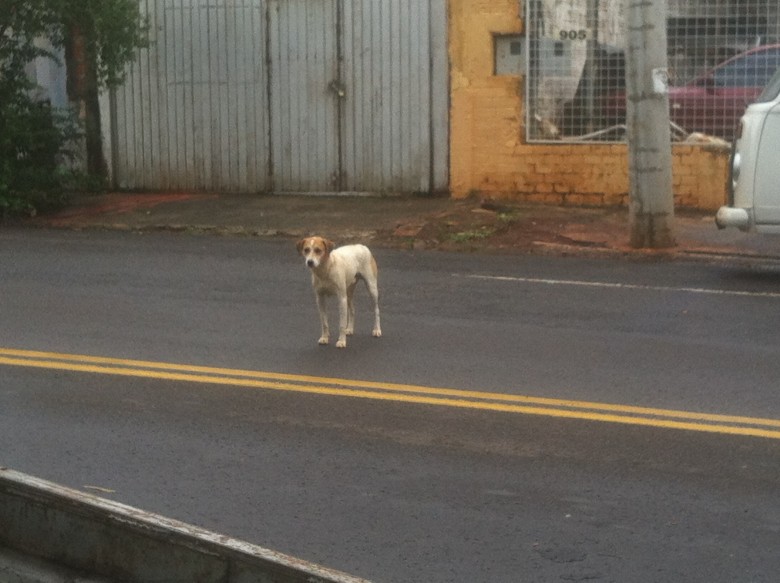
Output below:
[753,103,780,226]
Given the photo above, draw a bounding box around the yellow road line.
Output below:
[2,347,780,440]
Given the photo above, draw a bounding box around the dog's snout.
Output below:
[307,259,315,267]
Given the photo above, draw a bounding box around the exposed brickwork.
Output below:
[448,0,729,211]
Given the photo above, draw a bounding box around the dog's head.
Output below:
[296,236,335,269]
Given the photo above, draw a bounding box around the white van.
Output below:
[716,67,780,234]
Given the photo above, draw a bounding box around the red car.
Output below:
[603,44,780,141]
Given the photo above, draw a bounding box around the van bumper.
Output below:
[715,206,751,231]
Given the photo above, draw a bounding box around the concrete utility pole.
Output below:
[624,0,675,248]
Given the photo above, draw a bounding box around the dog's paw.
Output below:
[345,328,354,336]
[336,339,347,348]
[318,336,329,345]
[372,328,382,338]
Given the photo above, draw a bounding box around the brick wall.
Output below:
[448,0,730,211]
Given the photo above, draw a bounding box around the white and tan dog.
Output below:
[296,236,382,348]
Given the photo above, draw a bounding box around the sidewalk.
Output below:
[22,192,780,261]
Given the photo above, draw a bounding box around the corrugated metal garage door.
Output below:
[107,0,448,195]
[268,0,340,192]
[341,1,447,194]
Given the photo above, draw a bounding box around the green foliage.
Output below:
[1,4,67,214]
[0,0,147,216]
[1,0,149,88]
[0,83,82,216]
[94,0,150,88]
[57,0,149,88]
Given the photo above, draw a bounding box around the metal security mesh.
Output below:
[525,0,780,143]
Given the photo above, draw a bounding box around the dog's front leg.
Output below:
[316,291,330,345]
[336,292,349,348]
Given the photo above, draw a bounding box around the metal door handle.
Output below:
[328,80,346,98]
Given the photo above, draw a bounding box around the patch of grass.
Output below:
[448,226,496,243]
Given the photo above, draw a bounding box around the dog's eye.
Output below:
[303,248,311,254]
[314,248,322,255]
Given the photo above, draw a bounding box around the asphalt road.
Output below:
[2,228,780,582]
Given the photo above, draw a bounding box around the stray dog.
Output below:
[296,236,382,348]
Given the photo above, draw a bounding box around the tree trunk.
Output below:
[65,23,107,180]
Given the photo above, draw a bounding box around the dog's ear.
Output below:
[323,239,336,253]
[296,238,307,255]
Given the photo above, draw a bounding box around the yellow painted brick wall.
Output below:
[448,0,729,211]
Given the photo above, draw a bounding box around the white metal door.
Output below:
[340,1,448,194]
[110,0,271,191]
[268,0,341,192]
[107,0,448,194]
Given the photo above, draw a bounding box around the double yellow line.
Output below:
[3,347,780,440]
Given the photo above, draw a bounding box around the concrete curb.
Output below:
[0,468,370,583]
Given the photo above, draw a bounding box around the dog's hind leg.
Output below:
[336,292,349,348]
[345,282,357,336]
[366,278,381,338]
